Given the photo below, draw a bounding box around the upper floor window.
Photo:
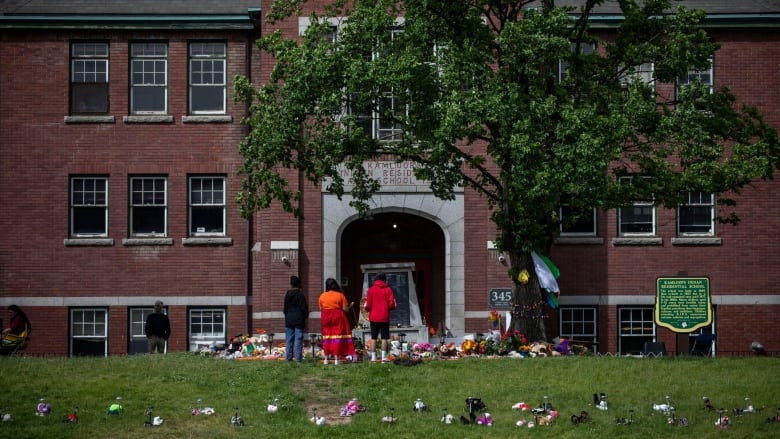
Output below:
[189,42,226,114]
[558,42,596,83]
[130,42,168,114]
[70,176,108,237]
[71,42,109,114]
[617,176,655,236]
[619,62,654,91]
[130,176,167,237]
[348,28,406,143]
[678,191,714,236]
[559,204,597,236]
[676,60,713,110]
[189,176,226,236]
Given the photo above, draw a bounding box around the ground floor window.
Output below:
[70,308,108,357]
[559,306,597,351]
[128,306,159,354]
[189,308,226,352]
[618,307,655,355]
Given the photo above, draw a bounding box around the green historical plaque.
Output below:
[655,277,712,332]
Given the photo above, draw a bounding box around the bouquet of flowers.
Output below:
[488,311,500,329]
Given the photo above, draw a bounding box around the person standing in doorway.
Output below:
[364,273,396,363]
[283,275,309,362]
[145,300,170,353]
[318,278,355,365]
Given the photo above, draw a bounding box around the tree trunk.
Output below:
[508,251,548,342]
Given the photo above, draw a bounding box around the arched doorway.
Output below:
[340,212,445,332]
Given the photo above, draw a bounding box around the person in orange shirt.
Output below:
[318,278,356,365]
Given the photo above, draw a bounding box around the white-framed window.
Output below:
[618,307,655,355]
[130,42,168,114]
[71,41,109,114]
[618,176,655,236]
[675,60,715,108]
[678,191,714,236]
[676,60,713,100]
[558,42,596,82]
[559,307,597,346]
[348,27,406,142]
[189,42,226,114]
[189,308,226,352]
[130,176,167,237]
[70,176,109,237]
[70,308,108,357]
[188,176,226,236]
[559,205,597,236]
[619,62,654,90]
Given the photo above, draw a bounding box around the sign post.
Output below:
[655,277,712,333]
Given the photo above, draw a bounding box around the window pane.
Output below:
[71,42,109,115]
[189,43,226,114]
[72,84,109,114]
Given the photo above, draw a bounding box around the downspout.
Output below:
[244,7,262,333]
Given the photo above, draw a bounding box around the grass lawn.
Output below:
[0,353,778,438]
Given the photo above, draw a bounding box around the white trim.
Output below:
[270,240,299,250]
[0,296,246,307]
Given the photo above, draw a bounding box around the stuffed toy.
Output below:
[702,396,713,411]
[653,403,674,414]
[2,413,11,422]
[440,410,454,424]
[553,337,570,355]
[529,342,549,357]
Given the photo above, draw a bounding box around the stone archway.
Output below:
[322,193,465,336]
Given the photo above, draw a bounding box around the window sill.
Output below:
[123,238,174,246]
[182,237,233,246]
[123,115,174,124]
[181,115,232,124]
[64,115,115,124]
[671,237,722,246]
[555,236,604,245]
[612,237,663,246]
[64,238,114,247]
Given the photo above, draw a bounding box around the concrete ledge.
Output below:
[182,237,233,246]
[122,238,174,246]
[64,238,114,246]
[64,115,115,124]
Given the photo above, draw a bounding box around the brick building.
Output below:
[1,1,778,356]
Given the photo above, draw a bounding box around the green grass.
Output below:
[1,354,778,438]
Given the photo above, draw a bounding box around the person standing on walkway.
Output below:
[318,278,355,365]
[283,275,309,362]
[364,273,396,363]
[145,300,170,353]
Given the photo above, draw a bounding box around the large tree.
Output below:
[234,0,779,341]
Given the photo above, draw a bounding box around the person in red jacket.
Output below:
[364,273,396,363]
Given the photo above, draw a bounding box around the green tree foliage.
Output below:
[234,0,779,341]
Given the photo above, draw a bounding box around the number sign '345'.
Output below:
[488,288,513,309]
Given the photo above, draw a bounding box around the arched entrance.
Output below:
[322,192,465,336]
[340,212,445,330]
